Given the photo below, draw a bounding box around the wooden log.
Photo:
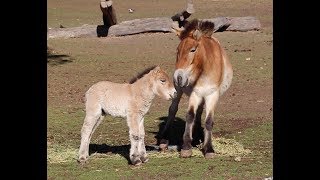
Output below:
[107,17,173,36]
[226,16,261,31]
[47,16,261,39]
[47,24,97,39]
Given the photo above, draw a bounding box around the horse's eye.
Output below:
[160,79,166,83]
[190,47,196,52]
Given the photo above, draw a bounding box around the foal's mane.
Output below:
[179,19,215,40]
[129,65,157,84]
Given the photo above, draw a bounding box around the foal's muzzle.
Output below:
[171,91,177,99]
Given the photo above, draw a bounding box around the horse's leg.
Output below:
[192,102,204,146]
[127,113,143,165]
[202,91,219,158]
[78,104,102,164]
[159,88,183,150]
[180,92,202,158]
[138,118,148,163]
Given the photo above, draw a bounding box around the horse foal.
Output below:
[78,66,177,165]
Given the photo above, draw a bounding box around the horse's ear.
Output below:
[171,21,184,38]
[193,29,202,40]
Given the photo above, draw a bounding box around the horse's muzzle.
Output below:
[176,75,188,87]
[174,69,189,87]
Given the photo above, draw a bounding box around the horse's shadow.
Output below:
[88,116,205,164]
[152,116,204,149]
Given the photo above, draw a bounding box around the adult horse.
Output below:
[159,19,233,158]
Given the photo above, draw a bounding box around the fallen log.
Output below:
[47,16,261,39]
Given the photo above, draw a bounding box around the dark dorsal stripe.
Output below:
[129,65,157,84]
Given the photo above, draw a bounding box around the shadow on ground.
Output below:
[47,48,73,66]
[88,115,238,163]
[89,144,157,164]
[152,116,204,148]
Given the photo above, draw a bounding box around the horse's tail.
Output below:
[219,48,233,96]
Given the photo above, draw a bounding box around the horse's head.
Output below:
[151,66,177,100]
[172,19,215,87]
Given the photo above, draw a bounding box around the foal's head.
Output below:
[150,66,177,100]
[173,19,215,87]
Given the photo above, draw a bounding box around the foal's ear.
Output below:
[153,66,161,75]
[154,66,161,72]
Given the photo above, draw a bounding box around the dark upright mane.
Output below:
[180,19,215,40]
[129,66,157,84]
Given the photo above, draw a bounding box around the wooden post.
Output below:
[100,0,117,27]
[171,0,195,32]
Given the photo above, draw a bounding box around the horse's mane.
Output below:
[179,19,215,40]
[129,65,157,84]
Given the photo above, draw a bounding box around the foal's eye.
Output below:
[160,79,166,83]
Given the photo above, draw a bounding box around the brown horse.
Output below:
[78,66,177,165]
[159,19,233,158]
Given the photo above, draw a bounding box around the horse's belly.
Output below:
[194,86,218,97]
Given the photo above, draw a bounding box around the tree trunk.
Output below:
[100,0,117,26]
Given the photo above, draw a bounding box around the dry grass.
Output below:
[47,137,251,164]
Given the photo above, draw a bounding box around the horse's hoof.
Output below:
[204,152,214,159]
[159,139,169,151]
[180,149,192,158]
[159,143,168,151]
[132,159,142,166]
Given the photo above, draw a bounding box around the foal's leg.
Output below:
[159,89,183,150]
[138,118,148,163]
[180,92,202,158]
[78,103,102,164]
[202,91,219,158]
[89,115,104,141]
[127,113,143,165]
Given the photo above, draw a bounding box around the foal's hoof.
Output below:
[132,159,142,166]
[140,156,149,163]
[77,157,88,165]
[204,152,215,159]
[159,139,169,151]
[180,149,192,158]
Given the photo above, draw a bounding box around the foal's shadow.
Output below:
[89,144,158,164]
